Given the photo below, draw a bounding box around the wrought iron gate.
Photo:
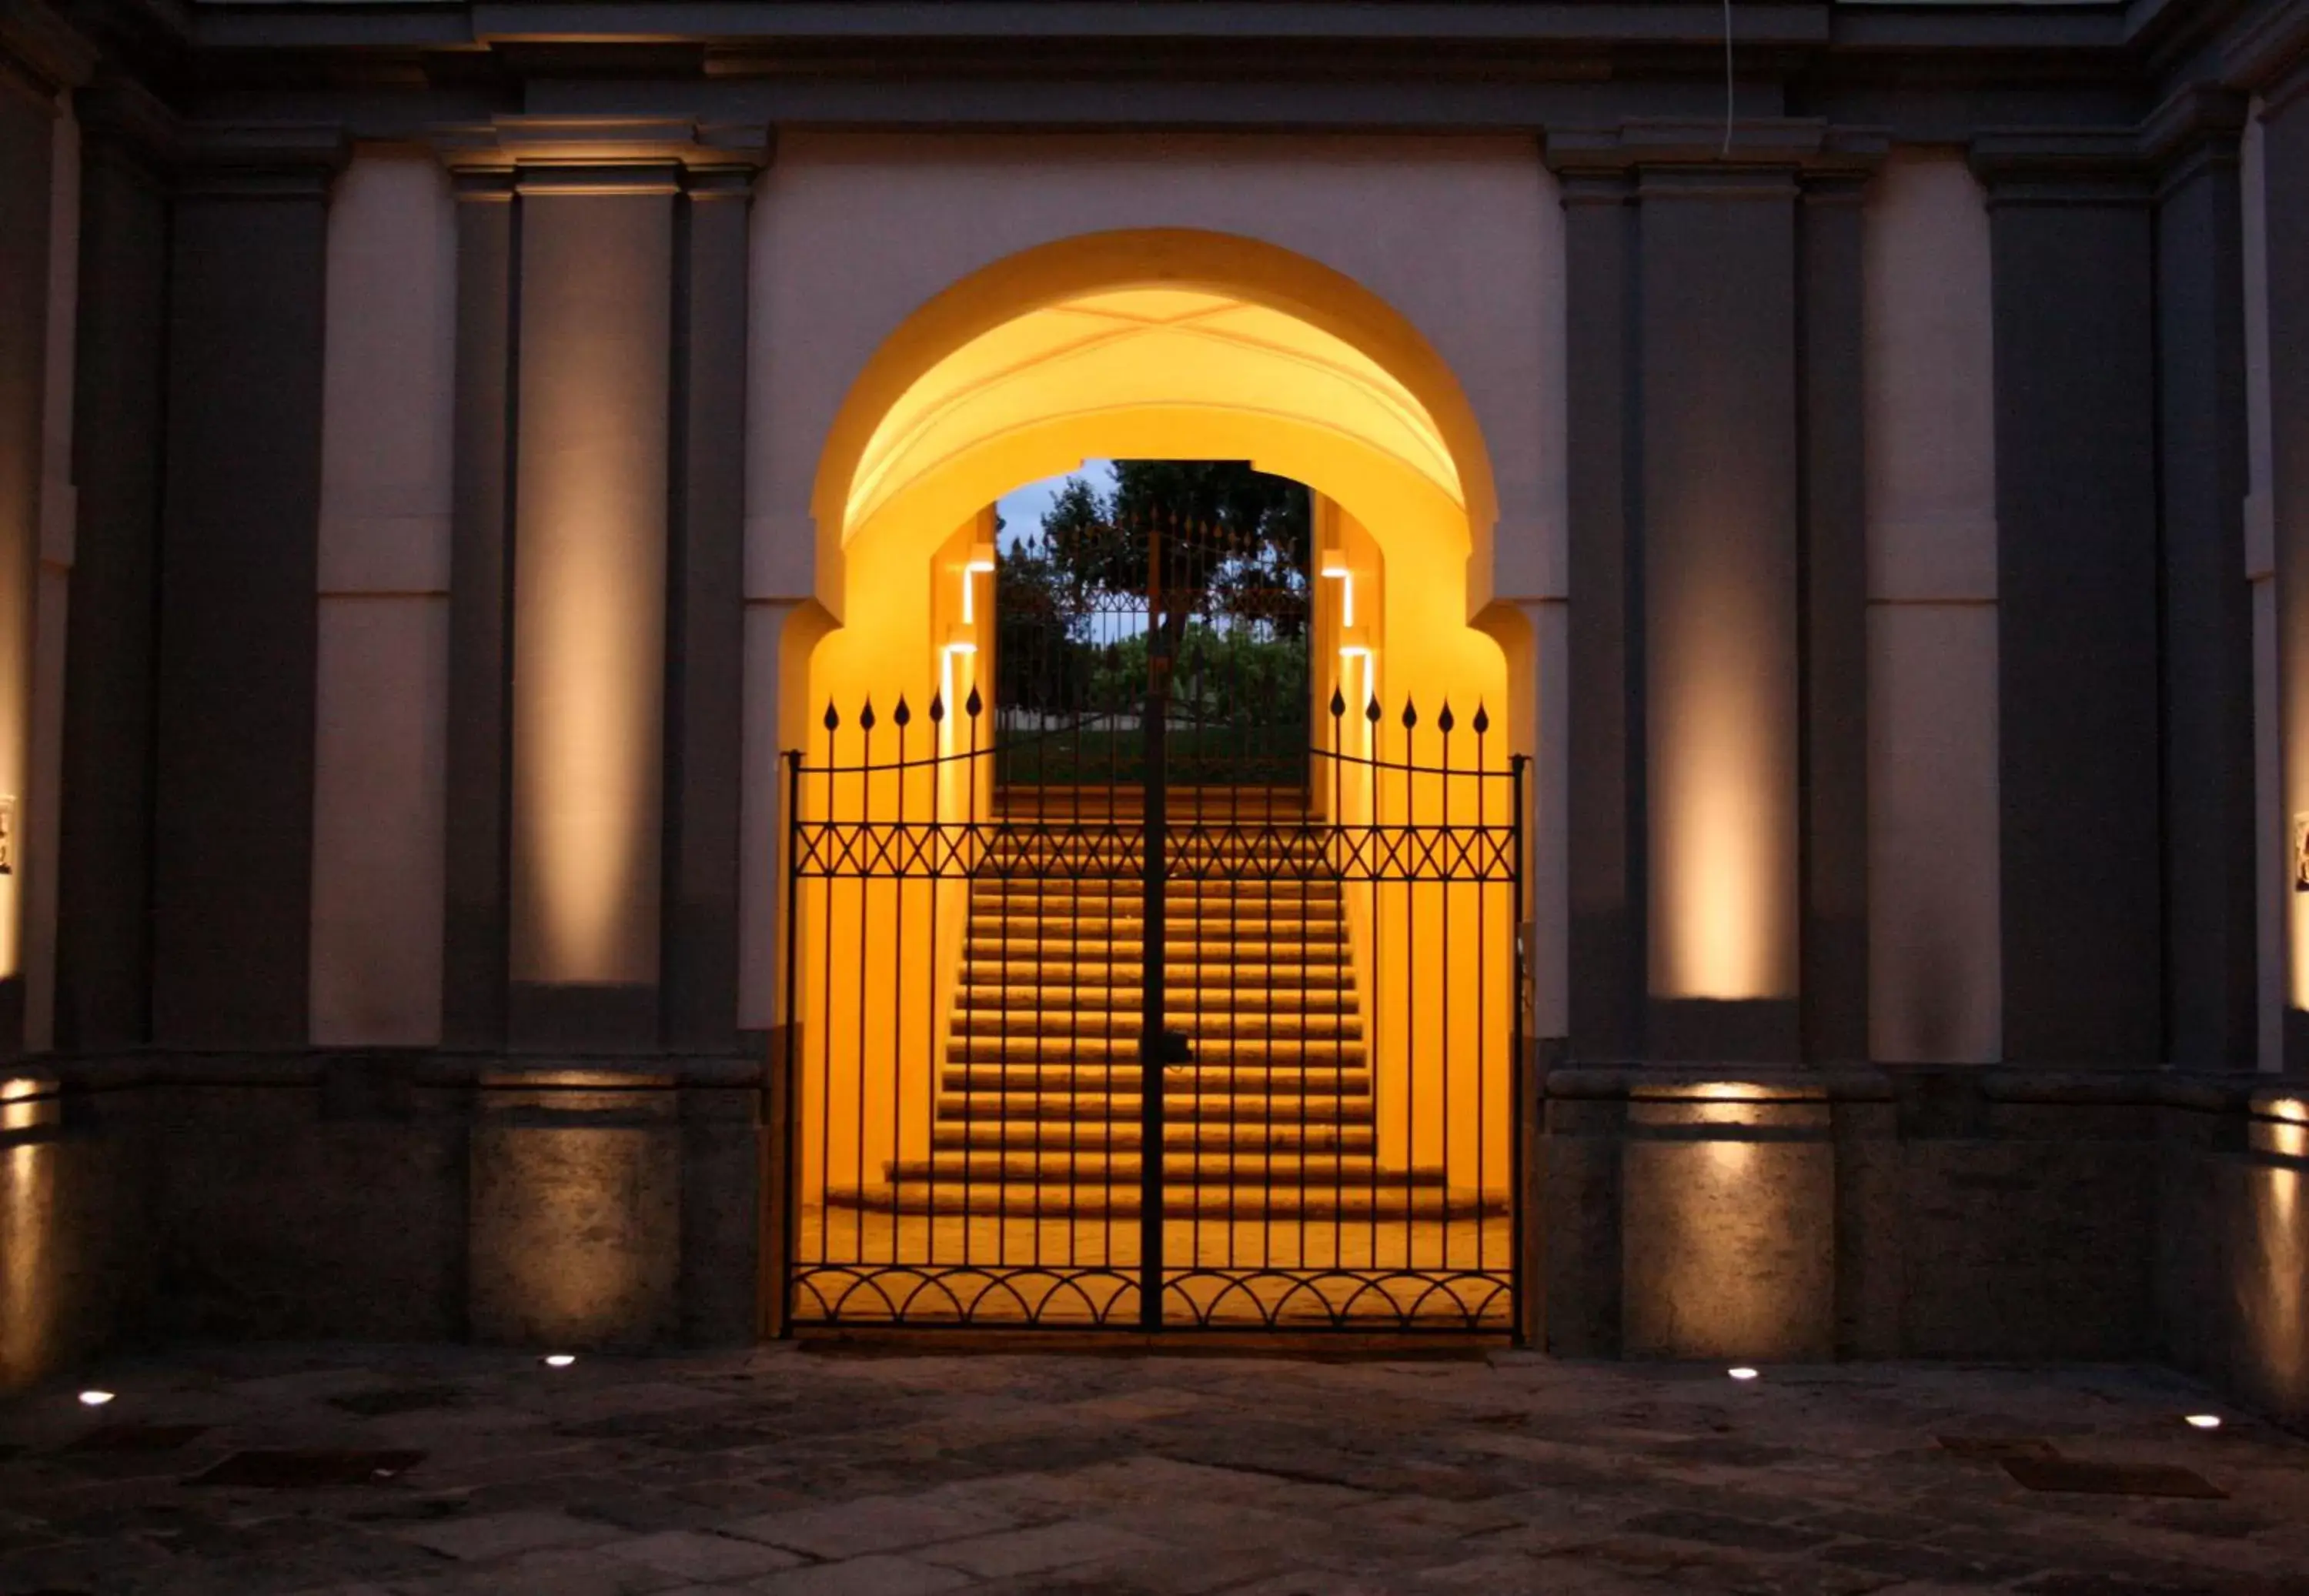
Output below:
[783,510,1525,1332]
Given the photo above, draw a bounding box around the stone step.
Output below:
[951,1010,1361,1040]
[972,880,1343,903]
[980,838,1334,863]
[949,1035,1365,1064]
[887,1150,1445,1184]
[974,915,1345,942]
[957,983,1363,1013]
[962,961,1353,990]
[934,1092,1373,1124]
[965,936,1348,962]
[943,1063,1372,1094]
[927,1120,1378,1153]
[821,1181,1507,1220]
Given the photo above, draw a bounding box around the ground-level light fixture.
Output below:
[541,1353,576,1368]
[1726,1367,1760,1382]
[2184,1413,2222,1430]
[78,1390,115,1407]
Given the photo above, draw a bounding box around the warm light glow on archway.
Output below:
[846,289,1462,536]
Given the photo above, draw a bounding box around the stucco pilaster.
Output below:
[53,78,172,1055]
[1970,129,2161,1067]
[1546,120,1882,1067]
[149,122,346,1050]
[432,121,765,1057]
[0,5,89,1061]
[1799,170,1870,1065]
[2260,54,2309,1069]
[2146,88,2257,1070]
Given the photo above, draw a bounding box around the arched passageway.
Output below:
[780,232,1529,1333]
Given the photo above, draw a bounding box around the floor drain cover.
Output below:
[1937,1436,2057,1461]
[192,1448,425,1487]
[64,1424,211,1454]
[329,1385,464,1418]
[2000,1457,2227,1499]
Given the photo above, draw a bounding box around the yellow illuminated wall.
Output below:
[794,249,1519,1210]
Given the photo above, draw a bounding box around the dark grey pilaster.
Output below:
[150,125,344,1050]
[2265,64,2309,1067]
[441,169,518,1050]
[662,169,751,1054]
[1558,168,1641,1064]
[2148,91,2257,1070]
[1974,132,2161,1066]
[1798,172,1870,1064]
[1636,165,1801,1063]
[55,82,172,1054]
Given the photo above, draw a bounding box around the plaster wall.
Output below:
[740,133,1564,1028]
[311,150,454,1047]
[1861,152,2001,1063]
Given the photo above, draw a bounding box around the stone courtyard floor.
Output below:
[1,1343,2306,1596]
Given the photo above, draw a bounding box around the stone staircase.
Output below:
[860,785,1487,1219]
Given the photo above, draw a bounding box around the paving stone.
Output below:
[1619,1509,1835,1553]
[1031,1544,1303,1595]
[605,1528,807,1581]
[743,1554,977,1595]
[393,1506,617,1560]
[730,1492,1021,1558]
[917,1521,1171,1578]
[1818,1538,2039,1585]
[5,1347,2307,1596]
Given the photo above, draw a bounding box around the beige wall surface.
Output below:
[310,151,454,1046]
[739,133,1567,1030]
[747,133,1564,605]
[1862,151,2002,1064]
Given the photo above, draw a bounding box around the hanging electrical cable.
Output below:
[1722,0,1736,157]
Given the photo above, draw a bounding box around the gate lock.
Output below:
[1152,1029,1195,1065]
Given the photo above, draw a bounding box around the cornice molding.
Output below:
[1542,119,1889,181]
[2138,80,2249,198]
[2222,0,2309,102]
[428,115,769,179]
[0,0,99,104]
[1968,125,2152,203]
[176,119,351,197]
[2256,32,2309,115]
[74,71,182,169]
[2137,78,2251,162]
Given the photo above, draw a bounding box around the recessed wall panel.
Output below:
[1639,178,1801,1016]
[1862,152,2001,1064]
[508,189,673,1036]
[311,152,454,1047]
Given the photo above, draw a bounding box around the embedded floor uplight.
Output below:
[1727,1367,1759,1382]
[541,1354,576,1368]
[78,1390,115,1407]
[2184,1414,2222,1430]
